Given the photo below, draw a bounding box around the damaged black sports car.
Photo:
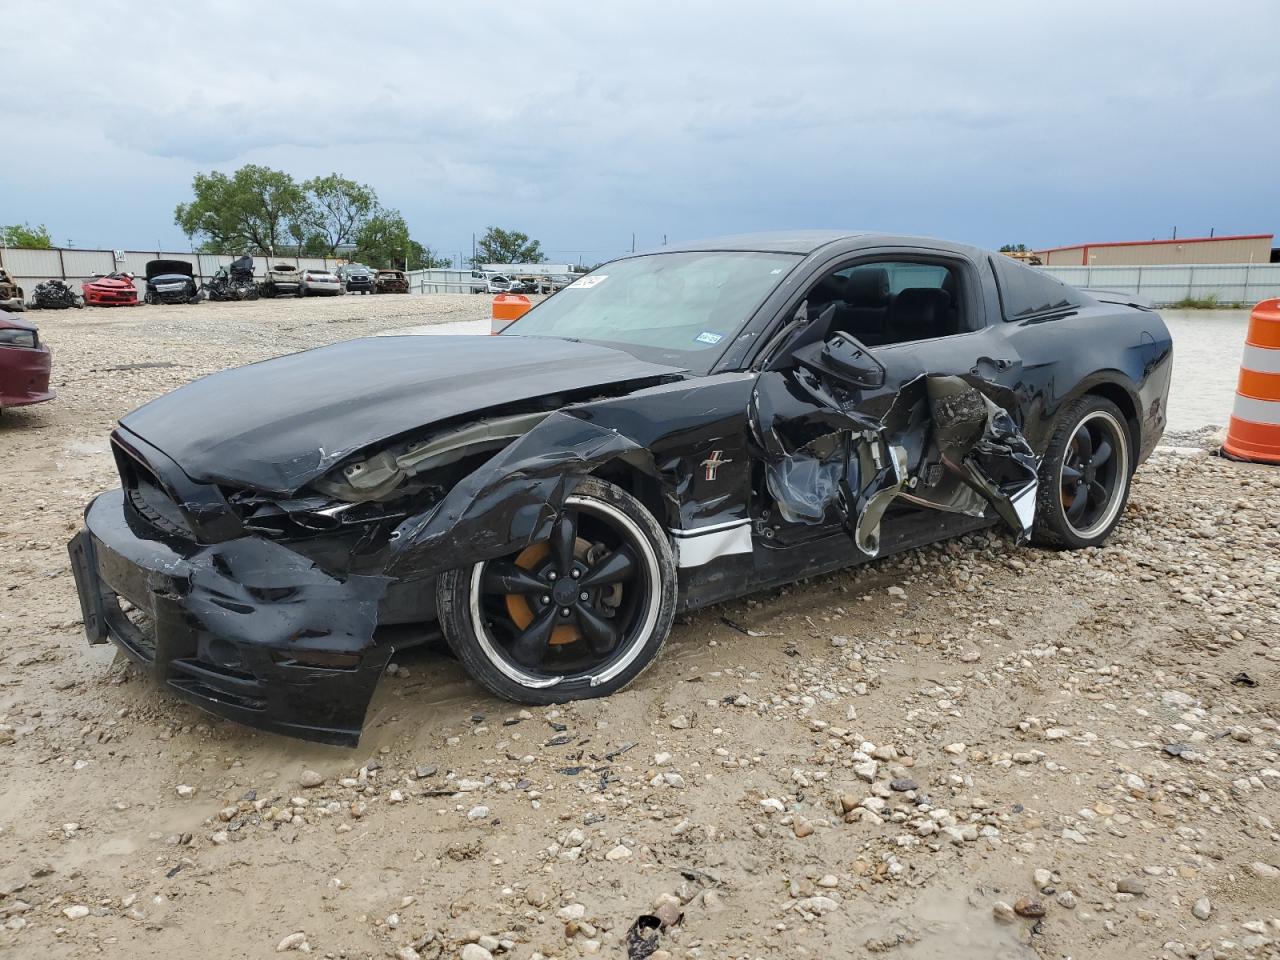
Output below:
[69,232,1172,745]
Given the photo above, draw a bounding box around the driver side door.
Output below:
[748,252,1039,557]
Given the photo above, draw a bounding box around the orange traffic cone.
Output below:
[1222,298,1280,464]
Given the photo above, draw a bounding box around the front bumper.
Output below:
[84,288,139,306]
[152,285,194,303]
[0,347,54,407]
[69,490,394,746]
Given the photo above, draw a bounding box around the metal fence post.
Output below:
[1244,263,1252,305]
[1136,266,1143,298]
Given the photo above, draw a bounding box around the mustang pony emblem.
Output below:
[701,450,732,480]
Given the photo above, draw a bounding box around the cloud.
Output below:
[3,0,1278,258]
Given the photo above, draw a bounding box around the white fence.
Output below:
[1040,262,1280,306]
[405,268,484,294]
[0,247,343,296]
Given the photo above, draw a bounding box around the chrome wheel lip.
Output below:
[468,494,663,690]
[1058,410,1129,540]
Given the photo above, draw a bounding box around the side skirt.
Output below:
[675,507,995,612]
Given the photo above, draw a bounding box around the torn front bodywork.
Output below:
[749,358,1039,556]
[384,411,659,581]
[70,488,391,745]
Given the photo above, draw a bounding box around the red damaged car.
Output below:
[82,272,140,307]
[0,311,54,413]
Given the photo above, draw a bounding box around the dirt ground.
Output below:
[1,296,1278,960]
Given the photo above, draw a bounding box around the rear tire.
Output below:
[1032,396,1133,549]
[436,477,677,704]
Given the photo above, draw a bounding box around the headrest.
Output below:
[809,273,847,304]
[844,267,891,307]
[890,287,951,318]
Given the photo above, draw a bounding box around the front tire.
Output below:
[1032,396,1132,549]
[436,477,677,704]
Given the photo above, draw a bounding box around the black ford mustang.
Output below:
[68,232,1172,745]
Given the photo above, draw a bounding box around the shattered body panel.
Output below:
[70,231,1172,745]
[204,256,258,302]
[28,279,84,310]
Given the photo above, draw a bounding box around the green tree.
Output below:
[475,226,544,266]
[999,243,1029,253]
[354,210,414,268]
[1,222,53,248]
[411,243,453,269]
[174,165,308,255]
[299,174,378,257]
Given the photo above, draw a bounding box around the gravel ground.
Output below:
[1,296,1278,960]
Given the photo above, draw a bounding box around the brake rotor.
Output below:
[505,538,591,645]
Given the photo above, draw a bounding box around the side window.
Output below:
[800,260,966,348]
[990,256,1081,321]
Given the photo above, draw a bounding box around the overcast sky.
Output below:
[4,1,1278,263]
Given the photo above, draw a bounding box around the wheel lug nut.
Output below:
[548,572,557,581]
[570,569,580,579]
[560,608,571,617]
[541,595,550,605]
[579,591,589,601]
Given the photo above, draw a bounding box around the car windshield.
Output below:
[501,251,799,370]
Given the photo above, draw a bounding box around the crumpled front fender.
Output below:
[384,411,661,581]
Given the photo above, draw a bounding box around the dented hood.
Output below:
[119,335,683,493]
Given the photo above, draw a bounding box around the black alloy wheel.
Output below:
[1033,396,1132,549]
[436,477,677,703]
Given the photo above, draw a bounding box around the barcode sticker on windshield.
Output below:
[695,331,723,345]
[567,275,607,289]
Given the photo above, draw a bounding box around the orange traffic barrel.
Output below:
[1223,298,1280,464]
[491,294,531,334]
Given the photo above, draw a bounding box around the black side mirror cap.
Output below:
[820,334,885,389]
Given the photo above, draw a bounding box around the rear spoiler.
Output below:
[1081,288,1155,311]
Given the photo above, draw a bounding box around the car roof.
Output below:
[654,230,870,255]
[636,231,995,263]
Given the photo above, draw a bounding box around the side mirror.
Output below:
[820,334,885,388]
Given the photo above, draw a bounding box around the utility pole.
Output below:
[631,233,635,253]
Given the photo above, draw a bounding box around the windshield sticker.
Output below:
[695,331,724,345]
[567,275,607,289]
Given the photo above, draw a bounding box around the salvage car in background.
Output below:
[144,260,200,305]
[0,269,25,312]
[204,256,258,301]
[0,311,54,413]
[82,272,139,306]
[259,264,301,298]
[337,264,374,294]
[299,268,342,297]
[374,269,409,294]
[28,279,84,309]
[69,231,1171,745]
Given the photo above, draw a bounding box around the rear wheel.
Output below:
[1032,396,1132,549]
[436,477,677,704]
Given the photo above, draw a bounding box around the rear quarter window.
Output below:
[991,256,1081,321]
